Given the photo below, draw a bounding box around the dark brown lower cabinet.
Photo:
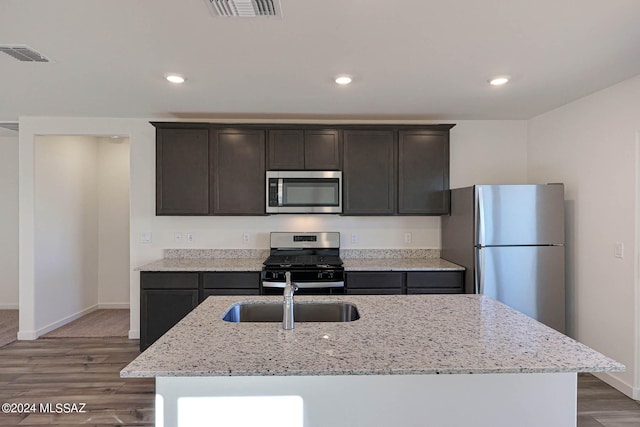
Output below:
[346,271,464,295]
[140,269,464,350]
[140,271,261,350]
[140,272,199,351]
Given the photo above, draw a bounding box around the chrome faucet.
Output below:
[283,272,298,330]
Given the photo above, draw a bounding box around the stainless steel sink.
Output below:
[222,302,360,323]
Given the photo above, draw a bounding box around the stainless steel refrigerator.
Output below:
[441,184,565,332]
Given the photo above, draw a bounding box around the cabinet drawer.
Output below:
[203,272,260,289]
[346,272,404,289]
[407,287,463,295]
[140,272,199,289]
[346,288,403,295]
[406,271,463,289]
[203,288,260,297]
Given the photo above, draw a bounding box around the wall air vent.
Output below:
[0,45,50,62]
[205,0,282,17]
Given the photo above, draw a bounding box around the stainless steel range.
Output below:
[261,232,345,295]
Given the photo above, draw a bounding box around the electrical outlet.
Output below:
[243,233,250,244]
[174,232,183,243]
[404,232,412,244]
[614,242,624,259]
[351,233,358,244]
[186,233,194,243]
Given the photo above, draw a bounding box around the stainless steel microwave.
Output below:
[266,171,342,214]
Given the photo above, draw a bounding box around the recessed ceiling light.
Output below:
[335,75,353,85]
[166,74,186,84]
[489,76,510,86]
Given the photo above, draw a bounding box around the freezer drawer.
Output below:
[477,245,565,333]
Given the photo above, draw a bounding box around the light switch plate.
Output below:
[140,232,152,244]
[614,242,624,258]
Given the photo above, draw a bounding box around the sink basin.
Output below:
[222,302,360,323]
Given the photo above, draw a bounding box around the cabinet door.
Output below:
[140,272,199,351]
[140,289,199,351]
[304,129,341,170]
[398,130,450,215]
[156,128,210,215]
[268,130,304,170]
[210,129,266,215]
[343,130,396,215]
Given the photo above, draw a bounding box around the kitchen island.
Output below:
[121,295,623,427]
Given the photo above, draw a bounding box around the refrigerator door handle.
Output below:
[476,248,485,294]
[477,186,486,246]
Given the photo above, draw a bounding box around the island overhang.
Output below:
[121,295,623,427]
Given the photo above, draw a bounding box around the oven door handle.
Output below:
[262,281,345,289]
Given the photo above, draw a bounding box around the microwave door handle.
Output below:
[277,178,284,206]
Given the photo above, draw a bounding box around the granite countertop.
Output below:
[136,257,463,272]
[343,258,462,271]
[135,249,464,272]
[135,257,265,272]
[121,294,624,378]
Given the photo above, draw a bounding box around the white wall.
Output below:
[527,74,640,399]
[17,133,131,338]
[97,137,131,307]
[449,121,528,188]
[17,117,527,340]
[34,136,100,333]
[0,136,19,309]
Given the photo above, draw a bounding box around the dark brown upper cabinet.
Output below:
[268,129,340,170]
[153,122,454,216]
[398,130,450,215]
[342,129,397,215]
[210,128,266,215]
[155,126,210,215]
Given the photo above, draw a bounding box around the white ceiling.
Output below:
[1,0,639,123]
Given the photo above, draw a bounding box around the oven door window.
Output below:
[281,179,340,207]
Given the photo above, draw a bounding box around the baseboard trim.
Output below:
[0,303,19,309]
[97,303,130,309]
[17,330,37,340]
[128,329,140,340]
[593,372,638,400]
[31,304,99,339]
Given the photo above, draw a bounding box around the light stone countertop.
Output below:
[121,294,624,378]
[135,253,464,272]
[343,258,463,271]
[135,257,265,272]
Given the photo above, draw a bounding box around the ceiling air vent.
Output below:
[205,0,282,17]
[0,122,19,132]
[0,45,50,62]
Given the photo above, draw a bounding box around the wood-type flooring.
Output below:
[0,336,637,426]
[0,337,153,426]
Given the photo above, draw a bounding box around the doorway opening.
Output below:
[33,135,130,337]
